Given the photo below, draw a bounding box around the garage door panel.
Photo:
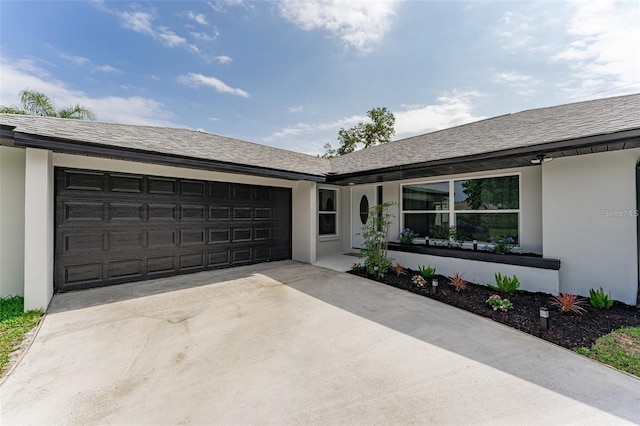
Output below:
[148,177,177,195]
[181,180,206,197]
[253,247,270,262]
[232,249,252,265]
[179,253,204,271]
[254,227,271,241]
[208,182,230,198]
[110,231,145,250]
[207,251,230,267]
[232,228,252,242]
[109,203,145,221]
[63,201,105,222]
[180,229,206,245]
[63,263,104,286]
[108,259,144,280]
[148,230,178,247]
[233,207,252,220]
[148,204,178,220]
[55,168,291,292]
[147,256,176,274]
[63,170,105,192]
[109,174,144,193]
[209,229,230,244]
[209,206,230,220]
[232,185,252,200]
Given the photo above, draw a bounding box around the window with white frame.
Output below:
[318,188,337,235]
[402,174,520,244]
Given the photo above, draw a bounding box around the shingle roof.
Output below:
[330,93,640,175]
[1,93,639,180]
[0,114,332,177]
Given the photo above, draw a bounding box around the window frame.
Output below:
[318,186,339,239]
[400,172,522,247]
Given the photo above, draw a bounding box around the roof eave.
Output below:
[9,130,327,183]
[327,128,640,185]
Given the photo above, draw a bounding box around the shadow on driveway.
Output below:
[5,260,639,424]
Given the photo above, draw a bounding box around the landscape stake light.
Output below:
[473,240,478,251]
[540,307,549,331]
[425,236,430,246]
[431,278,438,296]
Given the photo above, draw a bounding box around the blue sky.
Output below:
[1,1,638,155]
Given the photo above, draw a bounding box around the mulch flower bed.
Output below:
[349,268,640,350]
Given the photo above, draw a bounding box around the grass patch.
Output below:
[575,326,640,377]
[0,296,43,375]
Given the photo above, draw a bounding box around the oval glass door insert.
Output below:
[359,195,369,224]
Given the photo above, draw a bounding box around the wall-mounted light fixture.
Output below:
[531,154,553,165]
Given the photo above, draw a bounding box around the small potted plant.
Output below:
[398,228,417,244]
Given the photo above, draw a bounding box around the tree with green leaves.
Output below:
[322,107,395,158]
[0,89,96,120]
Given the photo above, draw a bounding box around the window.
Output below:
[402,182,450,238]
[401,174,520,244]
[318,188,337,235]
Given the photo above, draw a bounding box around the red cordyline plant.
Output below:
[550,292,587,314]
[393,262,405,277]
[448,272,467,292]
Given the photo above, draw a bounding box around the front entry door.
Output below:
[351,186,377,248]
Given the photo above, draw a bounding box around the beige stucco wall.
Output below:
[542,148,640,305]
[292,180,317,264]
[24,148,54,311]
[0,146,26,297]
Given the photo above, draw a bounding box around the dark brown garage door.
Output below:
[54,168,291,292]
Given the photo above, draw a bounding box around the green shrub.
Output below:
[589,287,614,310]
[411,275,427,287]
[418,265,436,279]
[488,272,520,294]
[486,294,514,312]
[358,202,394,278]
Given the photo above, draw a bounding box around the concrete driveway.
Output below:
[1,261,639,425]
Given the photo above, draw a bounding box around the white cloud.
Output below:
[493,71,534,84]
[187,11,208,25]
[496,10,541,52]
[115,7,200,53]
[215,55,233,64]
[59,50,122,74]
[157,27,188,47]
[552,0,640,98]
[208,0,249,13]
[60,53,89,66]
[92,64,121,73]
[191,29,220,42]
[0,58,178,127]
[394,91,486,138]
[288,105,304,113]
[264,114,365,141]
[493,71,537,96]
[177,73,250,98]
[278,0,401,54]
[265,91,485,147]
[119,10,155,35]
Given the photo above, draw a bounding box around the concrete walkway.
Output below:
[1,261,639,425]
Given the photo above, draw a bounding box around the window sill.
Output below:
[388,242,560,270]
[319,235,341,242]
